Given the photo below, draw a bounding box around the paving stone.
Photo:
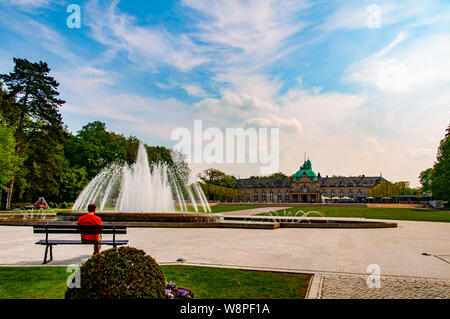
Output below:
[320,274,450,299]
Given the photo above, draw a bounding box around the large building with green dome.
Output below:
[236,159,385,203]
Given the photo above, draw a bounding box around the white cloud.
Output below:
[346,33,450,94]
[0,0,53,7]
[85,0,209,72]
[0,12,78,63]
[182,85,208,97]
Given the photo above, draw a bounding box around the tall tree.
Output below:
[431,124,450,201]
[419,168,433,194]
[0,58,65,208]
[0,117,18,208]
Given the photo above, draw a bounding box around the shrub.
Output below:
[65,246,166,299]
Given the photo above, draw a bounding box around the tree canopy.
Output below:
[0,58,65,208]
[430,124,450,201]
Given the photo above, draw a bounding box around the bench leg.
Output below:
[43,245,48,264]
[43,245,54,264]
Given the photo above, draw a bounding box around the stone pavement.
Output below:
[318,274,450,299]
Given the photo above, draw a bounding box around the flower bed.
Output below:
[165,281,194,299]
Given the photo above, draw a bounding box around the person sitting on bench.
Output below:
[77,203,102,255]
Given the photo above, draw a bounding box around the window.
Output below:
[284,192,290,202]
[261,192,266,202]
[253,192,259,202]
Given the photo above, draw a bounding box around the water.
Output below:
[73,143,211,213]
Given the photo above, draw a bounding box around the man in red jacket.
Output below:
[77,203,102,255]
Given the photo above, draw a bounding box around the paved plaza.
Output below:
[0,216,449,298]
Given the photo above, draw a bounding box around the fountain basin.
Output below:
[57,211,222,223]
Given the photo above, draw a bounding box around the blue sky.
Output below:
[1,0,449,186]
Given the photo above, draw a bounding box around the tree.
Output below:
[58,160,89,203]
[431,124,450,201]
[0,117,18,208]
[198,168,236,188]
[64,121,129,180]
[250,172,288,179]
[419,168,433,193]
[0,58,65,208]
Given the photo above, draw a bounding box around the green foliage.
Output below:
[419,168,433,193]
[200,183,241,202]
[65,247,166,299]
[197,168,241,201]
[0,58,64,145]
[58,159,89,203]
[198,168,237,188]
[0,117,17,189]
[0,58,65,207]
[64,121,131,180]
[16,127,66,200]
[250,172,288,179]
[431,124,450,201]
[369,180,419,197]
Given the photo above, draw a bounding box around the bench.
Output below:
[33,225,128,264]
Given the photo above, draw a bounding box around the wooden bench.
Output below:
[33,225,128,264]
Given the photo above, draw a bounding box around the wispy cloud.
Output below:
[84,0,210,72]
[346,32,450,93]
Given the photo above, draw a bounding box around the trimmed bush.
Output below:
[65,246,166,299]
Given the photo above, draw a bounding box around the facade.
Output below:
[236,159,385,203]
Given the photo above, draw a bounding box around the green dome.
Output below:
[292,159,317,181]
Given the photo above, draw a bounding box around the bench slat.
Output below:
[33,229,126,234]
[33,225,126,229]
[35,240,128,245]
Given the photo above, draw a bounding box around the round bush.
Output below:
[65,246,166,299]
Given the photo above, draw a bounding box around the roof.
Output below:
[292,159,318,181]
[319,176,384,187]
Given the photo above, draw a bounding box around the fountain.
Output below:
[57,142,219,224]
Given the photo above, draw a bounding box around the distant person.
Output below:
[77,203,102,255]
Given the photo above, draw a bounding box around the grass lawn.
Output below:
[261,206,450,223]
[0,266,311,299]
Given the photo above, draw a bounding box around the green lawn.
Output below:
[260,206,450,223]
[0,266,311,299]
[162,265,310,299]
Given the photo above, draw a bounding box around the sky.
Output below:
[0,0,449,186]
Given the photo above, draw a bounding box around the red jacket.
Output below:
[77,213,102,241]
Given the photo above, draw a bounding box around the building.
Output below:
[236,159,385,203]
